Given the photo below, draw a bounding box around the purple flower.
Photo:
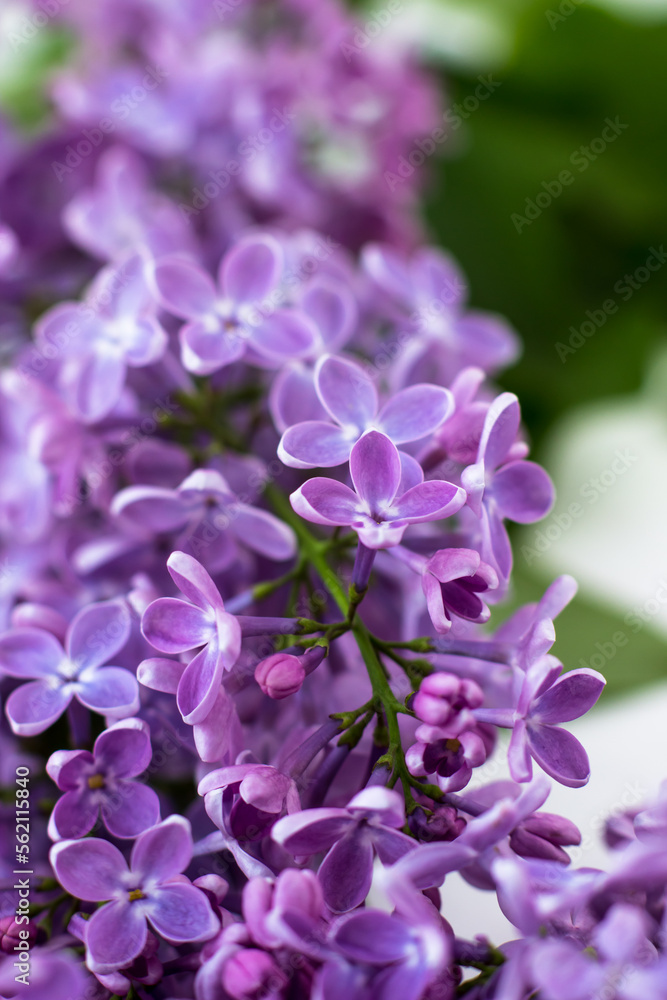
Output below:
[112,468,296,570]
[199,762,301,844]
[278,354,453,468]
[272,787,416,912]
[475,656,606,787]
[62,145,195,262]
[362,242,520,382]
[50,816,219,974]
[46,718,160,840]
[141,551,242,724]
[0,948,86,1000]
[150,233,317,374]
[290,431,465,549]
[0,599,138,736]
[35,252,167,423]
[462,392,554,579]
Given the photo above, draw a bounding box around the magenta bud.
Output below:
[0,916,39,952]
[222,948,288,1000]
[255,653,306,699]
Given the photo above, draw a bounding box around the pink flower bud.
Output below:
[255,653,305,699]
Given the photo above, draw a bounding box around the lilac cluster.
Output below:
[0,2,659,999]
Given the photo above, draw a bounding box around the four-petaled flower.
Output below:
[50,816,219,974]
[290,430,465,549]
[0,600,138,736]
[46,718,160,840]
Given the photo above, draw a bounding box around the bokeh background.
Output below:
[377,0,667,698]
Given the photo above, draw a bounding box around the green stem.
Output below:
[266,484,421,811]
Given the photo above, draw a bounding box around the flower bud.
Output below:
[0,916,39,952]
[255,653,306,699]
[222,948,288,1000]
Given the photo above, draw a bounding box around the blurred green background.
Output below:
[414,0,667,694]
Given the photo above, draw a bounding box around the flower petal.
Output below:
[60,350,126,423]
[532,669,605,725]
[315,354,377,431]
[318,832,374,913]
[220,234,283,304]
[6,680,72,736]
[167,550,223,611]
[250,310,316,361]
[527,723,591,788]
[0,628,64,679]
[111,485,189,532]
[176,641,224,725]
[230,505,297,562]
[477,393,520,470]
[102,780,161,838]
[147,882,219,942]
[75,666,139,717]
[151,257,217,319]
[95,717,153,778]
[142,597,214,653]
[49,789,99,840]
[301,278,357,352]
[333,910,410,964]
[490,461,554,523]
[67,599,132,672]
[350,431,401,509]
[377,384,453,444]
[50,838,127,900]
[390,481,465,523]
[290,479,360,526]
[85,899,147,973]
[137,657,184,694]
[278,421,353,469]
[131,815,193,883]
[271,809,354,855]
[180,319,245,374]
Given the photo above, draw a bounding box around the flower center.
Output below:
[128,889,145,902]
[87,774,105,790]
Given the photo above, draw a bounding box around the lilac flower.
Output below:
[46,718,159,840]
[138,655,242,763]
[462,392,555,579]
[141,551,242,724]
[406,677,494,794]
[50,816,219,974]
[291,431,465,549]
[62,145,194,261]
[393,545,498,634]
[150,234,317,374]
[278,354,453,468]
[475,656,606,787]
[0,599,138,736]
[272,787,416,912]
[112,468,296,570]
[362,242,520,382]
[199,762,301,844]
[35,252,167,423]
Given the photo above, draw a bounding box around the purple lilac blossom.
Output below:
[0,599,137,736]
[46,717,159,839]
[50,816,219,973]
[290,430,465,549]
